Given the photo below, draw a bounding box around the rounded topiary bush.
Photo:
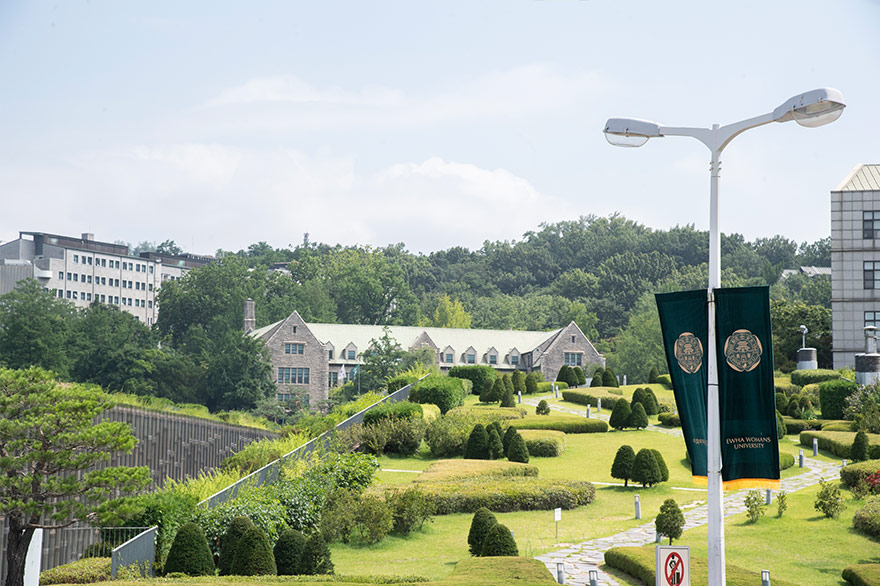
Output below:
[274,528,307,576]
[630,402,649,430]
[853,431,871,463]
[488,428,504,460]
[164,522,215,577]
[590,367,604,388]
[480,523,518,556]
[301,533,334,575]
[853,496,880,538]
[467,507,498,556]
[632,448,662,487]
[465,424,490,460]
[602,368,618,388]
[611,444,635,487]
[609,399,632,430]
[219,516,255,575]
[536,399,551,415]
[650,449,669,482]
[502,425,518,456]
[230,525,277,576]
[507,431,530,463]
[648,366,660,384]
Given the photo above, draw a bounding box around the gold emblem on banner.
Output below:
[724,329,763,372]
[674,332,703,374]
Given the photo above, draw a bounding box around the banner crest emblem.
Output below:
[724,329,762,372]
[674,332,703,374]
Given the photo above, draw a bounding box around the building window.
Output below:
[864,211,880,239]
[149,265,153,274]
[136,265,140,272]
[867,311,880,328]
[74,254,79,263]
[277,367,310,384]
[87,257,92,265]
[284,343,305,354]
[446,353,453,363]
[489,354,497,364]
[148,300,153,308]
[511,354,519,366]
[114,296,119,304]
[101,294,105,302]
[57,290,63,298]
[66,291,71,299]
[86,293,92,301]
[571,335,576,343]
[564,352,583,366]
[67,272,72,280]
[467,353,476,364]
[865,261,880,289]
[72,292,78,300]
[347,350,356,360]
[87,276,92,284]
[328,350,334,359]
[329,372,338,387]
[148,283,153,291]
[101,258,106,267]
[58,272,64,280]
[101,277,106,285]
[81,274,86,282]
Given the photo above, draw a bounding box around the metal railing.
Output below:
[112,380,418,575]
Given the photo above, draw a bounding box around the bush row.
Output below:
[39,558,111,585]
[519,430,565,457]
[819,379,859,420]
[409,375,468,414]
[448,365,497,395]
[800,431,880,460]
[447,406,526,420]
[511,415,608,434]
[843,564,880,586]
[399,478,596,514]
[561,389,625,411]
[853,496,880,539]
[418,459,538,482]
[790,369,840,387]
[537,381,568,393]
[779,452,795,470]
[657,412,680,427]
[840,459,880,488]
[362,401,423,425]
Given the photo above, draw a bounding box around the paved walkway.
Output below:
[521,396,842,586]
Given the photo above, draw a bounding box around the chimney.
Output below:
[82,233,94,241]
[243,298,256,333]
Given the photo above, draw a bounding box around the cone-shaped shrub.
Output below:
[644,388,660,415]
[648,366,660,384]
[536,399,551,415]
[632,448,662,487]
[507,431,529,463]
[775,410,786,440]
[502,374,514,394]
[164,522,215,577]
[230,525,277,576]
[591,367,604,387]
[489,378,504,402]
[512,370,526,395]
[650,449,669,482]
[525,373,538,394]
[274,528,307,576]
[631,387,647,409]
[852,431,870,462]
[556,365,572,383]
[630,402,649,430]
[301,533,334,575]
[479,378,494,402]
[464,424,490,459]
[502,426,517,456]
[610,445,635,487]
[602,368,618,387]
[574,367,586,386]
[480,523,519,556]
[609,399,632,430]
[487,420,504,440]
[219,516,255,575]
[655,499,684,545]
[487,428,504,460]
[500,387,515,408]
[467,507,497,556]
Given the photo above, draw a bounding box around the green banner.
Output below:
[655,290,708,481]
[714,286,780,489]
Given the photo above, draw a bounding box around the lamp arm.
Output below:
[657,112,775,153]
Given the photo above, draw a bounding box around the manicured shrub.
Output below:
[776,392,789,413]
[536,399,551,415]
[779,452,795,470]
[164,522,215,577]
[776,490,788,517]
[609,399,632,430]
[630,402,649,430]
[853,496,880,538]
[230,525,276,576]
[744,489,766,523]
[479,378,494,402]
[791,369,840,386]
[853,431,871,462]
[602,367,619,387]
[386,374,419,393]
[655,499,684,545]
[776,410,786,440]
[387,487,434,535]
[650,449,669,482]
[219,516,255,575]
[657,412,681,427]
[274,529,306,576]
[418,459,538,482]
[507,431,530,463]
[631,387,647,410]
[465,424,490,460]
[562,389,625,410]
[487,428,504,459]
[840,459,880,488]
[488,378,504,403]
[500,387,516,408]
[480,523,518,557]
[512,370,526,395]
[814,479,845,518]
[408,478,596,514]
[819,379,858,420]
[362,401,423,425]
[574,367,587,386]
[447,405,527,421]
[354,493,393,544]
[502,425,518,456]
[300,533,333,575]
[801,430,880,459]
[467,507,498,556]
[644,388,660,415]
[511,415,608,433]
[647,366,660,384]
[537,381,569,393]
[656,374,672,388]
[448,365,497,396]
[321,489,358,544]
[355,420,391,455]
[525,372,538,394]
[842,563,880,586]
[39,558,111,585]
[520,430,565,457]
[632,449,662,487]
[487,420,504,439]
[590,367,604,387]
[384,417,426,456]
[557,365,572,384]
[611,445,635,486]
[502,374,514,395]
[409,374,467,414]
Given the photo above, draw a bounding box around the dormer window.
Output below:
[489,354,497,365]
[348,349,356,360]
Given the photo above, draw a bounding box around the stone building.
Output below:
[831,164,880,368]
[0,231,213,325]
[248,302,605,407]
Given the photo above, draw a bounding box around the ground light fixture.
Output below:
[602,87,845,586]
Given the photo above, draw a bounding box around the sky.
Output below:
[1,1,878,256]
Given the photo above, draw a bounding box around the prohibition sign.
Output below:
[664,552,684,586]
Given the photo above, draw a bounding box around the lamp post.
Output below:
[603,88,845,586]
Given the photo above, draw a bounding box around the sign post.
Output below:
[656,546,689,586]
[554,507,561,542]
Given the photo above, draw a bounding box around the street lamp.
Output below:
[603,87,845,586]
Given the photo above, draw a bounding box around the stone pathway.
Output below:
[521,395,841,585]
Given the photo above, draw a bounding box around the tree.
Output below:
[230,525,277,576]
[852,431,870,463]
[0,280,75,376]
[479,378,494,403]
[602,367,618,387]
[536,400,551,415]
[507,431,529,463]
[632,449,662,487]
[464,424,490,460]
[0,367,150,586]
[424,295,472,328]
[630,402,649,430]
[156,239,184,255]
[610,445,635,487]
[556,365,572,385]
[502,426,518,456]
[467,508,497,556]
[274,528,307,576]
[202,331,276,411]
[574,367,586,386]
[502,374,514,395]
[512,370,526,395]
[487,428,504,460]
[300,533,333,574]
[499,387,516,408]
[650,449,669,482]
[655,499,685,545]
[609,399,632,431]
[647,366,660,384]
[487,378,504,403]
[356,327,405,393]
[219,516,256,575]
[590,367,604,388]
[525,372,538,395]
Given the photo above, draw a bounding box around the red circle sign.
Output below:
[664,552,684,586]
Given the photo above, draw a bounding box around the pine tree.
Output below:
[632,448,662,487]
[655,499,685,545]
[536,399,551,415]
[609,399,632,430]
[487,428,504,460]
[507,431,530,463]
[610,445,635,487]
[487,420,504,440]
[480,523,519,556]
[467,507,498,556]
[274,528,307,576]
[164,522,215,577]
[464,424,490,459]
[525,372,538,394]
[630,402,649,430]
[852,431,870,462]
[502,426,518,456]
[650,449,669,482]
[219,516,256,575]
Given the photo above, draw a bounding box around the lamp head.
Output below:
[772,88,846,127]
[603,118,662,147]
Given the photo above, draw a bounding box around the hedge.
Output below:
[39,558,111,585]
[519,430,565,457]
[447,406,526,421]
[510,415,608,434]
[819,379,859,420]
[448,365,497,395]
[779,452,795,470]
[656,374,672,388]
[536,381,568,393]
[853,496,880,539]
[843,564,880,586]
[657,412,681,427]
[418,459,538,482]
[397,477,595,514]
[790,369,840,386]
[604,546,799,586]
[561,389,625,411]
[362,401,423,425]
[409,374,467,414]
[783,417,823,434]
[840,459,880,488]
[800,430,880,459]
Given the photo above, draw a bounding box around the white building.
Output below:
[0,231,212,325]
[831,164,880,368]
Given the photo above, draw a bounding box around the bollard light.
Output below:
[799,449,805,468]
[843,459,848,467]
[588,569,599,586]
[655,530,663,543]
[634,494,641,520]
[761,569,771,586]
[518,390,522,404]
[597,398,601,412]
[765,489,771,505]
[556,562,565,585]
[587,404,591,418]
[813,437,818,456]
